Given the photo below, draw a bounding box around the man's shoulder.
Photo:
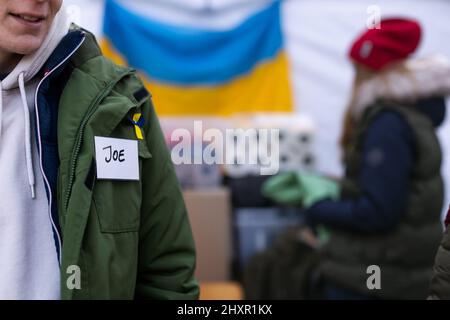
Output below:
[63,28,147,100]
[70,28,131,79]
[59,27,151,121]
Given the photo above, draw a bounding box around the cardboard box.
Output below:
[183,188,232,281]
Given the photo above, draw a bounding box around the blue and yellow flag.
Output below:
[102,0,292,116]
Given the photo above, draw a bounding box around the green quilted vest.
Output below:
[318,101,444,299]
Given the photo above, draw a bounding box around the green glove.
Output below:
[297,172,340,209]
[262,171,340,209]
[261,171,305,206]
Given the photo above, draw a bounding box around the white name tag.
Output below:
[94,136,139,181]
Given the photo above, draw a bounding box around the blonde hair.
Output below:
[340,61,418,149]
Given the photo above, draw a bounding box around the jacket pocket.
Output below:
[93,139,152,233]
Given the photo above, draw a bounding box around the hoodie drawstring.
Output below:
[18,72,35,199]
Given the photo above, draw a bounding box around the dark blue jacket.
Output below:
[34,30,86,261]
[308,97,447,233]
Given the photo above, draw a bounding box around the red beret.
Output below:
[349,18,422,71]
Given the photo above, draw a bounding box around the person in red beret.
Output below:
[266,18,450,299]
[314,18,450,299]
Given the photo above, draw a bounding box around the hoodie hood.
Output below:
[352,54,450,127]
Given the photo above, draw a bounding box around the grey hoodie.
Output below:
[0,9,70,300]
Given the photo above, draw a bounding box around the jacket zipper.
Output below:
[63,70,135,211]
[34,34,86,265]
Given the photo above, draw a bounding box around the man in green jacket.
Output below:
[0,0,198,299]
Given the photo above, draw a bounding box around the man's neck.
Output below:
[0,51,22,75]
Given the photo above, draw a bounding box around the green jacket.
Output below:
[38,29,198,299]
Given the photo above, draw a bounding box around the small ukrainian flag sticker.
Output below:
[131,113,145,140]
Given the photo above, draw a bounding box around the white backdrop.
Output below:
[65,0,450,217]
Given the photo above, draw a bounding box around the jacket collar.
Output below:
[40,28,86,80]
[352,55,450,120]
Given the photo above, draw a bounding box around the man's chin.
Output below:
[11,39,42,56]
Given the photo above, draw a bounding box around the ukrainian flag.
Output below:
[101,0,292,116]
